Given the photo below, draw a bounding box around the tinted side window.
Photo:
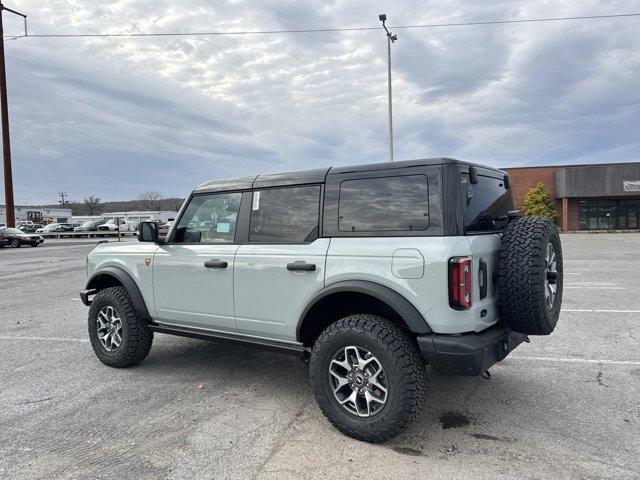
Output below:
[338,175,429,232]
[249,186,320,243]
[462,173,515,232]
[173,192,241,244]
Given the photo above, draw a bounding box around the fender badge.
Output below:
[144,258,152,267]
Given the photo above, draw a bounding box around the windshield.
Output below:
[462,173,515,233]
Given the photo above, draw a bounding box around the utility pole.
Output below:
[58,192,68,206]
[0,3,26,228]
[379,14,397,162]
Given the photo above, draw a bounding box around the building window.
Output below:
[579,199,640,230]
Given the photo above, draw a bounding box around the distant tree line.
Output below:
[41,192,185,216]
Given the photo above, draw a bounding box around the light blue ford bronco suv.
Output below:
[81,158,563,442]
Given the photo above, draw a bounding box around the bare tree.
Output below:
[83,196,103,215]
[166,198,185,212]
[139,191,164,211]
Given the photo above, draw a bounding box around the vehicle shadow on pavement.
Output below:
[77,335,632,477]
[135,336,540,448]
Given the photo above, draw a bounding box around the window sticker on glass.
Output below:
[217,222,230,233]
[252,192,260,210]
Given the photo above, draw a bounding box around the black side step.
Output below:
[148,323,305,357]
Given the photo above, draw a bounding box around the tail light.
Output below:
[449,257,472,310]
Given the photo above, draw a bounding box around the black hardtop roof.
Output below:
[193,158,505,193]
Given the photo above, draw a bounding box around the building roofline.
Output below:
[0,205,73,210]
[501,161,640,170]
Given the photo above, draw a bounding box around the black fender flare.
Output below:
[296,280,432,341]
[85,266,151,320]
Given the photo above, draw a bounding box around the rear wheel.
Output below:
[88,286,153,368]
[10,239,20,248]
[309,314,427,442]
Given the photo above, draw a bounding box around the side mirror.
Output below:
[138,221,158,243]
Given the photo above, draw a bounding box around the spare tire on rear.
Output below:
[497,216,563,335]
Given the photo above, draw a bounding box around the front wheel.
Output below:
[309,314,427,443]
[88,286,153,368]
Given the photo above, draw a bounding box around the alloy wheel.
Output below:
[97,306,123,352]
[329,345,388,417]
[544,242,558,309]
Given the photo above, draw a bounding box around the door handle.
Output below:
[204,259,228,269]
[287,261,316,272]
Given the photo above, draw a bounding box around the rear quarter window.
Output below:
[322,166,444,237]
[338,175,429,232]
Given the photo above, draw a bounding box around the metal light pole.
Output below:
[0,3,26,228]
[379,14,397,162]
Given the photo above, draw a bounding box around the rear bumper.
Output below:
[417,324,527,376]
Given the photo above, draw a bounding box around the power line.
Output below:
[3,12,640,39]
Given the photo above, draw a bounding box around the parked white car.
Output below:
[36,223,63,233]
[97,219,130,232]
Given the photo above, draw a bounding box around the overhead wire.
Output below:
[3,12,640,40]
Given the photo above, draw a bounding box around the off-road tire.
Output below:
[309,314,427,442]
[497,216,563,335]
[88,286,154,368]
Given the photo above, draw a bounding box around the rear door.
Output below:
[234,185,328,342]
[153,191,242,332]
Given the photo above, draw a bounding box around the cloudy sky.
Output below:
[2,0,640,204]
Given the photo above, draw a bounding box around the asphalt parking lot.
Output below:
[1,234,639,480]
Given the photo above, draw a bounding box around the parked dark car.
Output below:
[74,219,104,232]
[20,223,44,233]
[0,227,45,248]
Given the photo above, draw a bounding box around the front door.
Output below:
[234,185,328,342]
[153,191,242,332]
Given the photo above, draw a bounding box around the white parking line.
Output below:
[510,356,640,366]
[563,309,640,313]
[564,286,627,290]
[0,336,89,343]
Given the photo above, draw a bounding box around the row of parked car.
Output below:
[10,219,138,235]
[0,218,175,247]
